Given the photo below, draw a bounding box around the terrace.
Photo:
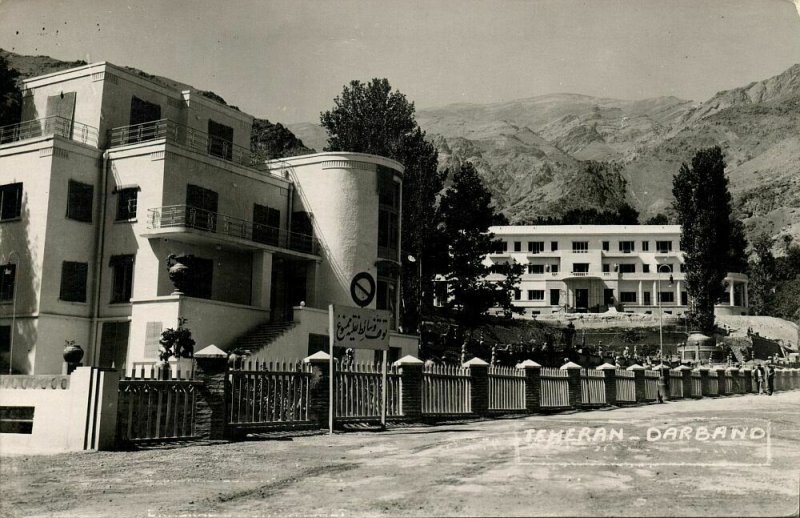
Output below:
[0,116,99,147]
[108,119,267,171]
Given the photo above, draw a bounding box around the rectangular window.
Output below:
[527,241,545,254]
[659,291,675,304]
[253,204,280,246]
[572,263,589,273]
[0,183,23,221]
[207,119,234,160]
[572,241,589,253]
[602,263,610,273]
[619,241,635,253]
[679,263,686,273]
[644,292,652,305]
[656,241,673,253]
[643,264,650,273]
[681,291,688,305]
[551,241,559,251]
[514,241,522,252]
[377,172,400,260]
[550,264,559,273]
[0,263,15,302]
[641,241,649,252]
[66,180,93,222]
[60,261,88,302]
[620,292,637,303]
[0,406,34,434]
[550,289,560,305]
[186,184,219,232]
[604,289,615,305]
[527,290,545,301]
[110,255,134,303]
[514,288,521,301]
[115,188,138,221]
[0,325,9,354]
[602,241,610,251]
[619,264,636,273]
[527,264,545,274]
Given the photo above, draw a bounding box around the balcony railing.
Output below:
[0,116,99,147]
[147,205,319,256]
[108,119,267,170]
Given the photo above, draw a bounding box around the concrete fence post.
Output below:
[464,357,490,416]
[394,355,424,420]
[627,364,646,403]
[742,367,753,393]
[678,366,692,398]
[596,363,616,405]
[193,345,229,440]
[654,363,671,401]
[518,360,541,412]
[561,361,582,408]
[303,351,331,428]
[698,366,710,397]
[714,367,727,396]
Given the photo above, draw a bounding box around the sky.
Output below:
[1,0,799,124]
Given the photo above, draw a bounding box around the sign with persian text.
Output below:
[332,305,391,350]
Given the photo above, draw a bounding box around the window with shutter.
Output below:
[66,180,93,222]
[0,183,22,221]
[60,261,88,302]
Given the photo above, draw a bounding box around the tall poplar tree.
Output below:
[320,79,443,332]
[672,146,740,333]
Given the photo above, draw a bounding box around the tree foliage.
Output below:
[320,78,443,332]
[672,146,744,333]
[748,234,800,322]
[0,55,22,126]
[645,213,670,225]
[438,162,521,323]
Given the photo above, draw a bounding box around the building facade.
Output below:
[0,62,416,375]
[483,225,749,318]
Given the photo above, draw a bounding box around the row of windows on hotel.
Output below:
[512,288,687,305]
[490,262,684,274]
[504,240,676,254]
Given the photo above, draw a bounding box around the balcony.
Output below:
[0,116,99,147]
[146,205,319,256]
[108,119,267,171]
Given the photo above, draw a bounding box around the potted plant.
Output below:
[158,317,196,379]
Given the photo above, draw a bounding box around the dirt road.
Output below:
[2,392,799,517]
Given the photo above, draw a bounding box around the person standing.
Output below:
[755,364,766,395]
[767,364,776,395]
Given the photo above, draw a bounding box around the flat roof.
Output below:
[490,225,681,235]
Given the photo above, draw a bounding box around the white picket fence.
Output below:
[334,361,400,420]
[488,366,526,410]
[708,370,719,395]
[422,364,472,415]
[580,368,606,405]
[540,367,570,408]
[644,370,660,400]
[669,370,684,398]
[615,369,636,402]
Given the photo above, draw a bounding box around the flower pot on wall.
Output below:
[166,254,193,294]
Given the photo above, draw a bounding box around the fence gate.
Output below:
[117,365,201,443]
[333,360,400,424]
[226,359,314,435]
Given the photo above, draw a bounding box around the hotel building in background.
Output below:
[480,225,749,318]
[0,62,416,375]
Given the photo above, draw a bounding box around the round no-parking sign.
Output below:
[350,272,376,308]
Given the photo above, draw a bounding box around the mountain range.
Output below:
[291,64,800,251]
[3,49,798,250]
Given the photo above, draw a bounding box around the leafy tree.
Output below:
[645,213,670,225]
[439,162,519,322]
[747,233,777,315]
[0,55,22,127]
[672,146,739,333]
[321,78,443,332]
[250,118,313,160]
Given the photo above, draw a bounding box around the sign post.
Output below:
[328,307,391,432]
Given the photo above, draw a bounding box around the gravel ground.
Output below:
[2,391,799,517]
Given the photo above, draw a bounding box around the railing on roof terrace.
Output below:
[0,116,99,147]
[108,119,268,170]
[148,205,319,255]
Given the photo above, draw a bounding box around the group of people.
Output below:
[754,363,776,395]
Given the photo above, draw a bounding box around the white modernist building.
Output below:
[483,225,749,317]
[0,62,416,375]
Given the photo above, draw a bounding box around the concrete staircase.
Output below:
[232,321,297,355]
